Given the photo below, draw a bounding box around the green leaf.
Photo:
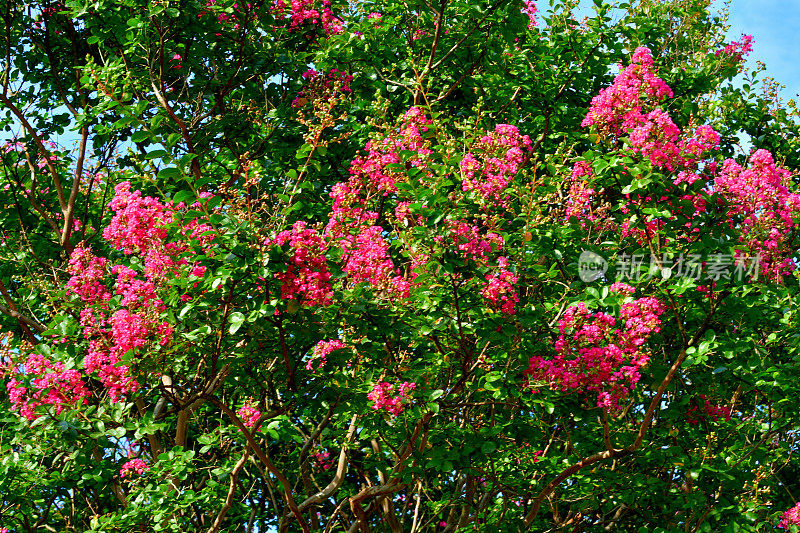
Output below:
[158,167,182,180]
[229,311,245,334]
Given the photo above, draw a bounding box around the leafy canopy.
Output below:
[1,0,800,531]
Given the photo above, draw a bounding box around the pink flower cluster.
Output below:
[513,443,543,464]
[460,124,532,206]
[58,182,213,401]
[526,289,664,411]
[272,221,332,306]
[565,161,597,222]
[312,450,336,470]
[447,221,518,314]
[5,353,91,421]
[103,182,172,255]
[120,458,149,479]
[713,149,800,278]
[628,109,682,171]
[581,47,673,135]
[237,400,261,428]
[19,184,215,413]
[200,0,254,29]
[481,258,519,314]
[583,47,722,174]
[348,106,433,195]
[339,225,412,297]
[292,68,352,108]
[66,245,112,303]
[521,1,538,28]
[3,138,59,170]
[780,502,800,529]
[367,381,417,416]
[715,34,753,61]
[270,0,342,34]
[268,109,529,317]
[67,242,167,402]
[306,339,347,370]
[686,395,731,426]
[319,108,437,298]
[449,221,503,264]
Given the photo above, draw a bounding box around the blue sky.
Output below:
[727,0,800,101]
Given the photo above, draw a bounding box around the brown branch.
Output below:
[280,414,359,533]
[297,403,337,493]
[60,126,88,249]
[414,0,448,104]
[0,93,67,214]
[0,280,46,335]
[350,484,408,533]
[206,449,250,533]
[18,139,61,237]
[175,365,229,449]
[276,317,296,391]
[430,0,509,70]
[433,48,487,103]
[150,79,202,182]
[204,394,310,533]
[91,447,127,507]
[371,439,403,533]
[347,413,435,532]
[135,397,163,461]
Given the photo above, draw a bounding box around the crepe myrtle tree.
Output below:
[1,0,800,531]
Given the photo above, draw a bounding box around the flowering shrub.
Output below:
[1,0,800,531]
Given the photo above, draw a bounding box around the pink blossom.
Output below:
[368,381,417,416]
[292,68,352,108]
[460,124,532,206]
[237,401,261,428]
[6,353,91,420]
[312,450,335,471]
[713,149,800,278]
[565,162,597,222]
[66,244,112,303]
[780,502,800,529]
[269,0,342,34]
[449,220,504,264]
[609,282,635,295]
[103,182,173,255]
[521,1,538,28]
[686,395,732,426]
[272,221,332,306]
[628,109,682,171]
[481,265,519,315]
[715,34,753,61]
[526,297,664,411]
[306,339,347,370]
[120,458,149,479]
[582,47,673,135]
